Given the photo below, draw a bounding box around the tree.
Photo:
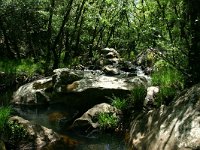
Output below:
[185,0,200,86]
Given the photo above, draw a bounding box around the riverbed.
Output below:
[0,90,129,150]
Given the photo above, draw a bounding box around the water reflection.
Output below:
[13,103,129,150]
[1,89,129,150]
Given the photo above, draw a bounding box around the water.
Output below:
[1,90,129,150]
[136,66,151,85]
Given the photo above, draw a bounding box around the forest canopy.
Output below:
[0,0,199,87]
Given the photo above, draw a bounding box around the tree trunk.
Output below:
[105,25,115,47]
[74,8,86,57]
[51,0,74,69]
[0,18,15,59]
[63,30,70,63]
[186,0,200,86]
[69,0,87,55]
[45,0,55,68]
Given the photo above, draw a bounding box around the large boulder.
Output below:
[127,84,200,150]
[6,116,77,150]
[0,140,6,150]
[72,103,122,129]
[100,48,121,65]
[12,68,149,108]
[12,77,52,105]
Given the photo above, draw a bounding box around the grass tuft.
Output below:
[97,112,119,130]
[110,95,127,110]
[129,85,147,110]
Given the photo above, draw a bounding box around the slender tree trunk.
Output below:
[69,0,87,54]
[45,0,55,68]
[97,27,105,48]
[105,25,115,47]
[51,0,74,69]
[63,30,70,63]
[89,25,98,57]
[0,18,15,59]
[74,8,86,56]
[12,39,20,59]
[186,0,200,86]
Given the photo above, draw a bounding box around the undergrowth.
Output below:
[152,60,184,106]
[0,58,44,76]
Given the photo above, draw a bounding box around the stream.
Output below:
[0,89,129,150]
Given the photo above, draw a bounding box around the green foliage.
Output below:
[0,107,11,133]
[16,59,44,75]
[0,59,17,74]
[92,50,101,62]
[0,107,28,147]
[121,51,136,61]
[129,85,147,111]
[0,0,197,86]
[110,95,127,110]
[97,112,119,130]
[153,61,184,88]
[2,120,29,147]
[152,60,184,87]
[0,59,44,76]
[152,61,184,106]
[61,56,82,69]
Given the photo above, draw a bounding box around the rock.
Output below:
[12,77,52,105]
[12,69,149,108]
[102,65,120,76]
[7,116,69,150]
[106,51,119,59]
[59,135,79,149]
[99,56,120,67]
[72,103,122,129]
[128,84,200,150]
[48,112,68,123]
[99,48,121,67]
[101,48,120,58]
[135,48,158,72]
[106,57,120,65]
[119,61,137,73]
[52,68,83,93]
[143,86,159,110]
[0,140,6,150]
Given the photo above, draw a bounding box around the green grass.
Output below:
[110,95,127,110]
[0,58,44,76]
[129,85,147,110]
[98,112,119,130]
[0,106,11,133]
[0,59,16,74]
[151,61,184,106]
[0,107,28,147]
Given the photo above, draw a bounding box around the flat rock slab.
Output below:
[12,68,148,108]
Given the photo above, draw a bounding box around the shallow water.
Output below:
[1,91,129,150]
